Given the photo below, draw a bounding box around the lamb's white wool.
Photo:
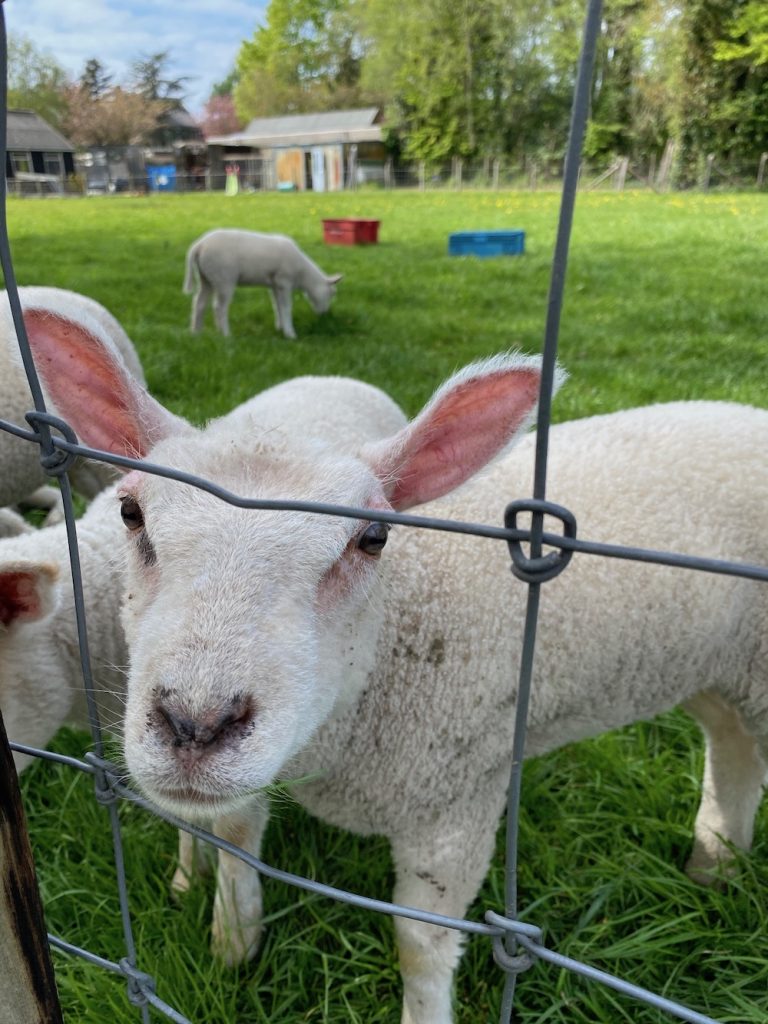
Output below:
[0,286,146,511]
[25,321,768,1024]
[183,228,342,339]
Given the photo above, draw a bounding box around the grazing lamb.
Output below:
[0,287,146,514]
[183,228,342,339]
[25,320,768,1024]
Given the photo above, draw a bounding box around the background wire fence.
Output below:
[0,1,765,1022]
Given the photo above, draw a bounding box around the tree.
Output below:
[79,58,112,99]
[62,85,161,147]
[131,51,188,105]
[7,35,69,130]
[200,94,242,137]
[233,0,371,119]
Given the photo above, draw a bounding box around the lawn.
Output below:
[6,186,768,1023]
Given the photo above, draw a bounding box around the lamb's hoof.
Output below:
[685,847,732,888]
[210,920,262,967]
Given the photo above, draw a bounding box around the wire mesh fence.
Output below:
[0,1,766,1022]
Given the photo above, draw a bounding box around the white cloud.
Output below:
[4,0,266,115]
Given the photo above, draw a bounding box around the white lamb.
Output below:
[25,322,768,1024]
[183,228,342,339]
[0,368,406,775]
[0,287,146,519]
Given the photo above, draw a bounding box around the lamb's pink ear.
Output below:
[363,354,560,511]
[0,561,59,628]
[23,308,186,459]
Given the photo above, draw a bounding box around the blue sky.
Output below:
[5,0,268,116]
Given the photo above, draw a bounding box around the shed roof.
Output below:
[7,109,75,153]
[207,107,383,149]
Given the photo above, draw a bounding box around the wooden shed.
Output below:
[206,107,386,192]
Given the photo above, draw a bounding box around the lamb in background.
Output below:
[183,228,342,339]
[24,318,768,1024]
[0,286,146,525]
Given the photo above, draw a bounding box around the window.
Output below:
[10,151,31,175]
[43,152,63,177]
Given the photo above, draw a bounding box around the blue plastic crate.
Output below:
[448,229,525,257]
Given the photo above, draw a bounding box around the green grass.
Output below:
[8,187,768,1023]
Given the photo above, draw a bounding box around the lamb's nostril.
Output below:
[155,694,255,750]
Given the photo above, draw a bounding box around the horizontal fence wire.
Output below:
[0,1,759,1023]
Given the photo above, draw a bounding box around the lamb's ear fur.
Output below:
[362,353,564,511]
[327,274,343,285]
[23,308,190,459]
[0,560,59,627]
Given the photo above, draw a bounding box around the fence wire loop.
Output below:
[120,957,157,1008]
[24,409,80,475]
[505,498,577,583]
[485,910,541,974]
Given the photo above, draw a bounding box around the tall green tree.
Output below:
[7,35,69,130]
[233,0,370,119]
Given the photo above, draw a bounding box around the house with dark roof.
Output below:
[205,107,386,191]
[6,109,76,194]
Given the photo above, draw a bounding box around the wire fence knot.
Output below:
[119,957,157,1007]
[24,410,80,476]
[485,910,542,975]
[505,498,576,583]
[84,752,120,806]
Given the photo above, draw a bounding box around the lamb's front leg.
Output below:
[390,810,499,1024]
[684,690,767,882]
[272,282,296,339]
[211,794,270,965]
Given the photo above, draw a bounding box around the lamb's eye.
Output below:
[120,496,144,532]
[358,522,389,557]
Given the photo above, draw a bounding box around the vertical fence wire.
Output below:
[0,7,149,1022]
[498,0,603,1018]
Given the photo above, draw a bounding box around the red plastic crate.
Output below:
[322,218,381,245]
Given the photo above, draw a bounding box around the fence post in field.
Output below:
[656,139,675,190]
[418,161,425,190]
[0,710,63,1023]
[528,160,538,191]
[452,156,463,190]
[757,152,767,188]
[702,153,715,190]
[493,157,500,189]
[615,156,629,190]
[384,157,393,189]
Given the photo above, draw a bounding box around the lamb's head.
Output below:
[305,272,342,314]
[114,431,393,818]
[25,308,552,819]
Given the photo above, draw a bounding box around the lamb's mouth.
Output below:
[148,782,252,820]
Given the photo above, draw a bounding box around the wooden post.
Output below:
[384,157,393,189]
[492,157,500,190]
[702,153,714,191]
[615,156,629,191]
[757,152,768,189]
[656,139,675,190]
[419,161,426,191]
[0,710,63,1023]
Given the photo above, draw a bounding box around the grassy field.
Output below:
[6,186,768,1023]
